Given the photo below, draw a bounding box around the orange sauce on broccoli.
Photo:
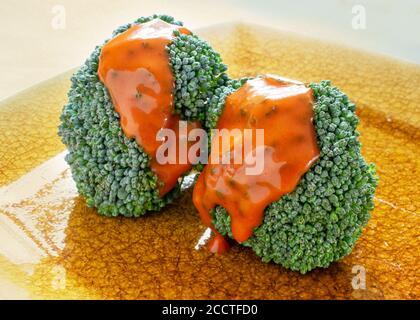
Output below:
[193,75,320,252]
[98,18,199,196]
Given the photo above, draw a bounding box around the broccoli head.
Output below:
[209,79,378,273]
[58,14,227,217]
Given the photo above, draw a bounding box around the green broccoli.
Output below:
[208,80,378,273]
[58,14,227,217]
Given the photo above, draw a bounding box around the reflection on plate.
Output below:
[0,23,419,299]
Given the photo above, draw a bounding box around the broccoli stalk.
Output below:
[209,80,378,273]
[58,15,227,217]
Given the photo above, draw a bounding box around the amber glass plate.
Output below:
[0,23,419,299]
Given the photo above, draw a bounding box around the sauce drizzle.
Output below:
[193,75,320,250]
[98,19,198,196]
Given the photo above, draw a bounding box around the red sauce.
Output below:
[208,233,231,255]
[98,19,199,196]
[193,75,320,248]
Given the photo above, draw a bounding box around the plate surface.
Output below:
[0,23,419,299]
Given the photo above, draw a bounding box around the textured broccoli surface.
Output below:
[211,80,378,273]
[169,32,228,121]
[58,14,227,217]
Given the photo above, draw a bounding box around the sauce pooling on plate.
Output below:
[193,75,320,252]
[98,18,198,195]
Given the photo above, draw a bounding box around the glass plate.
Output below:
[0,23,419,299]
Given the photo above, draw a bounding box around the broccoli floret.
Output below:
[169,32,228,121]
[210,80,378,273]
[58,15,227,217]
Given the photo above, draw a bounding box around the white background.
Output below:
[0,0,419,101]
